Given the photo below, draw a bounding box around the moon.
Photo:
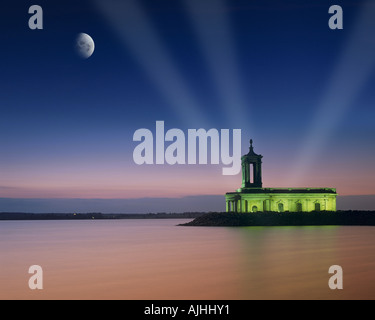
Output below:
[75,33,95,59]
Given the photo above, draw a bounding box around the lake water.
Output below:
[0,219,374,300]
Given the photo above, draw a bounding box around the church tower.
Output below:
[241,139,263,188]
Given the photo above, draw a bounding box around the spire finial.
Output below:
[250,139,253,147]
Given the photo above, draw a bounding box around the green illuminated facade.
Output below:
[225,140,337,213]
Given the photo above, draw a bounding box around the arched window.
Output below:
[278,203,284,212]
[296,202,302,212]
[315,202,321,212]
[252,206,258,213]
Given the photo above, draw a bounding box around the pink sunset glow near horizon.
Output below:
[1,157,374,199]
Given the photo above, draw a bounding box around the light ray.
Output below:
[288,2,375,185]
[183,0,252,132]
[94,0,210,127]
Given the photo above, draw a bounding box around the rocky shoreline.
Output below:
[179,211,375,227]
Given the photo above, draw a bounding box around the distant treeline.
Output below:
[179,211,375,227]
[2,211,375,226]
[0,212,205,220]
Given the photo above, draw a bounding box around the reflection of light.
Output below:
[183,0,252,131]
[289,2,375,185]
[94,0,209,127]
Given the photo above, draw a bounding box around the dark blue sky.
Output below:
[1,0,360,128]
[1,0,375,207]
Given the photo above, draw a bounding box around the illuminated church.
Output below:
[225,140,337,213]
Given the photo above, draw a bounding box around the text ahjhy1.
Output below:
[133,121,241,175]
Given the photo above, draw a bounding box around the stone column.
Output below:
[242,164,246,186]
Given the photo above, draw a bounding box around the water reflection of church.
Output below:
[225,140,337,213]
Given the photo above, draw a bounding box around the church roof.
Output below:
[227,187,337,195]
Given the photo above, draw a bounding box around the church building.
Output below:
[225,140,337,213]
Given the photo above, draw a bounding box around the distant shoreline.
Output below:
[0,212,204,220]
[2,211,375,226]
[179,211,375,227]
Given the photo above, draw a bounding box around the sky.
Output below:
[1,0,375,212]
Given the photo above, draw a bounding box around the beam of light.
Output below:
[288,2,375,185]
[94,0,210,127]
[183,0,253,133]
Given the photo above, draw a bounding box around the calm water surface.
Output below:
[0,219,374,300]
